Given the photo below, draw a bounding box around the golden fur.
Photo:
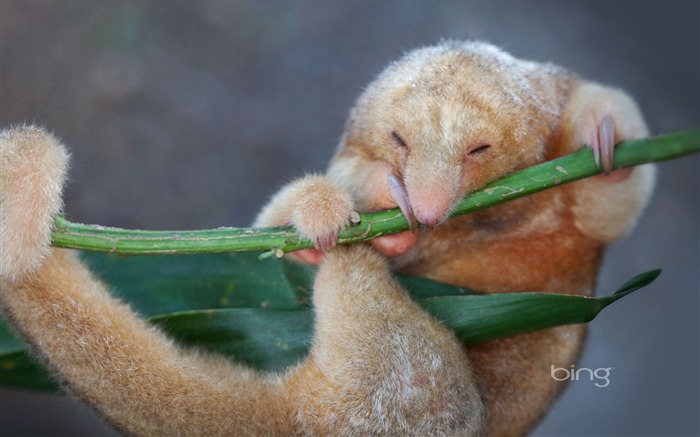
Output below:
[0,41,654,436]
[255,41,656,435]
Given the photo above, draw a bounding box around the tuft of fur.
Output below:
[0,125,69,282]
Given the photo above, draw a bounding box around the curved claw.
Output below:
[598,115,615,175]
[387,174,417,232]
[314,230,339,251]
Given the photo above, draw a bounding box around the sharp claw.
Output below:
[599,116,615,175]
[592,132,601,170]
[387,174,417,232]
[314,231,338,251]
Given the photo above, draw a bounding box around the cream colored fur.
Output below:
[0,41,655,436]
[256,41,656,435]
[561,83,656,242]
[0,126,69,281]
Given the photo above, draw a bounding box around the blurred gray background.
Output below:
[1,1,698,435]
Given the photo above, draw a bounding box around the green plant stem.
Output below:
[51,129,700,256]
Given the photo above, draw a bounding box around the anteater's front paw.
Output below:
[289,176,356,251]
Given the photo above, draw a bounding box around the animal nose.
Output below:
[404,163,458,227]
[414,205,446,226]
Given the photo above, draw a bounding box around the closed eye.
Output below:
[468,144,491,155]
[391,131,408,149]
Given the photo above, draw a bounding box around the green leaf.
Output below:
[152,309,313,372]
[82,252,313,314]
[424,292,615,345]
[0,351,56,392]
[0,252,659,392]
[612,269,662,296]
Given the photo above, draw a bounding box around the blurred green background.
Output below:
[1,1,698,435]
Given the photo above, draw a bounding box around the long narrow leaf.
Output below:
[0,252,658,392]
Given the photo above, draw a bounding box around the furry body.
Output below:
[254,41,655,435]
[0,41,654,435]
[1,128,482,437]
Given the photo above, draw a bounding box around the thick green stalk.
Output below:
[51,129,700,256]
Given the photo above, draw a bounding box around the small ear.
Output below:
[0,125,70,282]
